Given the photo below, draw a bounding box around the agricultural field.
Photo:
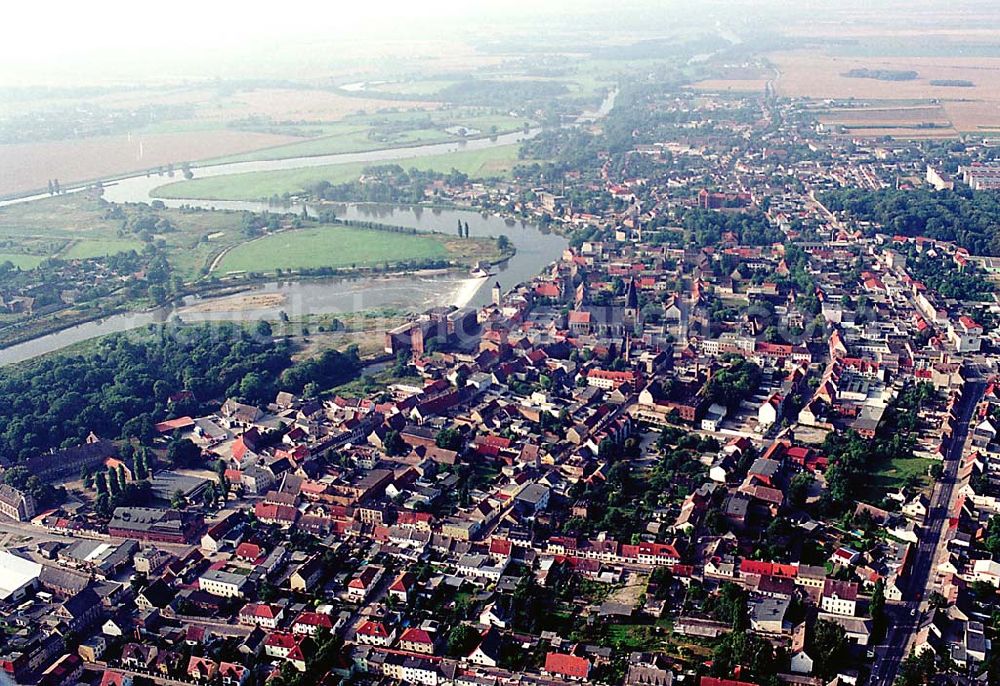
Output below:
[214,225,496,274]
[689,61,775,94]
[817,104,958,137]
[187,88,437,124]
[0,85,443,198]
[207,109,531,165]
[769,49,1000,133]
[0,129,301,199]
[59,238,145,260]
[817,105,951,125]
[835,128,958,139]
[154,144,524,201]
[0,253,44,270]
[0,34,625,201]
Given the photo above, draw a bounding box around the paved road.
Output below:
[868,379,984,686]
[869,601,921,686]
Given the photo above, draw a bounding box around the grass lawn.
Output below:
[603,624,667,652]
[155,144,523,201]
[61,238,144,259]
[329,366,410,399]
[861,455,936,501]
[0,253,45,269]
[215,225,450,273]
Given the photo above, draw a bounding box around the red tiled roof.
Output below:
[235,542,262,560]
[219,663,245,679]
[823,578,859,600]
[293,612,333,629]
[349,566,380,589]
[587,368,636,381]
[240,603,279,619]
[399,627,434,645]
[155,417,195,433]
[701,678,759,686]
[356,621,388,638]
[959,315,982,331]
[254,502,298,523]
[389,572,415,593]
[545,652,590,679]
[100,670,129,686]
[396,511,432,526]
[490,538,513,556]
[264,631,299,649]
[739,559,797,578]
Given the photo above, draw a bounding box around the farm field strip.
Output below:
[59,238,146,260]
[203,109,534,166]
[0,129,301,199]
[769,49,1000,132]
[0,253,44,269]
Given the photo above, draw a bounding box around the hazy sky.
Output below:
[1,0,625,85]
[4,1,608,60]
[2,0,991,86]
[0,0,694,86]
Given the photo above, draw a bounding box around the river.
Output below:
[0,205,566,366]
[98,127,541,207]
[0,89,617,365]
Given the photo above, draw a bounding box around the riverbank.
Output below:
[181,292,286,314]
[200,122,532,167]
[153,144,524,202]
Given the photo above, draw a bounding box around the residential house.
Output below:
[821,579,858,616]
[544,652,591,681]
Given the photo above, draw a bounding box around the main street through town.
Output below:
[868,379,986,686]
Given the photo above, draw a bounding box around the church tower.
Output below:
[492,281,502,307]
[624,277,639,321]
